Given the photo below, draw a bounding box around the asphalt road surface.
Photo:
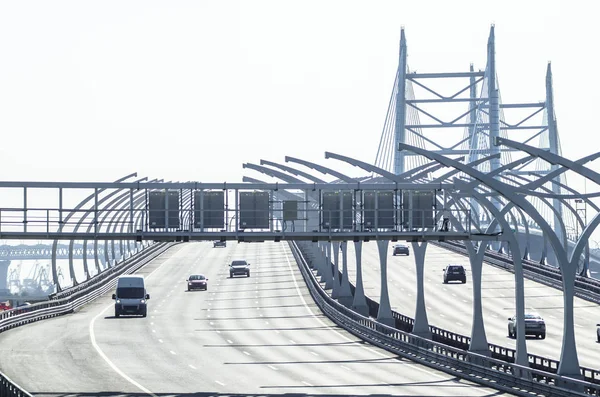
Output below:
[0,241,516,396]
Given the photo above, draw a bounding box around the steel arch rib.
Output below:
[51,172,137,291]
[285,156,358,183]
[497,137,600,186]
[243,163,305,184]
[260,160,326,183]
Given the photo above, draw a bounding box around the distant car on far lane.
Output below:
[392,244,410,256]
[213,240,226,248]
[508,313,546,339]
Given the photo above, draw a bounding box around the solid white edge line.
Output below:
[89,304,157,397]
[281,243,454,382]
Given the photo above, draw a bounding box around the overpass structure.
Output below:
[0,26,599,396]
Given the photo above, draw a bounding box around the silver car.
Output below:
[508,313,546,339]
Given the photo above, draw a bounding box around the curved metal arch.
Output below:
[243,163,304,184]
[497,137,600,187]
[51,172,138,291]
[81,177,149,278]
[260,160,326,183]
[406,156,465,182]
[325,152,402,182]
[285,156,358,183]
[524,171,600,212]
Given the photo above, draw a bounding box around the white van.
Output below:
[112,275,150,317]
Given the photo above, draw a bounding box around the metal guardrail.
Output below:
[0,241,176,396]
[291,240,600,397]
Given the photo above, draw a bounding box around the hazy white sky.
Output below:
[0,0,595,190]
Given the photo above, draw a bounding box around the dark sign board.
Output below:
[402,190,435,229]
[148,190,180,229]
[321,191,353,229]
[283,200,298,221]
[363,191,395,229]
[239,191,269,229]
[194,191,225,229]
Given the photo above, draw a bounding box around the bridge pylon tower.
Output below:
[374,24,571,262]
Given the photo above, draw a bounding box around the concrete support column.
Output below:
[468,242,490,355]
[351,241,369,316]
[558,267,582,378]
[411,241,431,338]
[69,241,80,285]
[0,261,10,292]
[376,240,394,326]
[511,240,529,368]
[323,242,333,290]
[331,241,341,298]
[338,241,353,307]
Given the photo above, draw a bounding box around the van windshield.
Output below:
[116,287,144,299]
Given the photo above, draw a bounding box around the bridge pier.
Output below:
[331,242,341,299]
[467,241,490,356]
[323,243,333,290]
[338,241,353,307]
[315,242,327,282]
[0,260,10,293]
[411,242,431,338]
[376,240,394,327]
[351,241,369,316]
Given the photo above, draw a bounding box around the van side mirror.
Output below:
[145,294,150,300]
[112,294,116,300]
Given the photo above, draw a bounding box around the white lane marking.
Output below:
[152,330,156,333]
[158,339,163,343]
[243,351,251,356]
[215,380,225,386]
[274,330,280,334]
[452,293,456,297]
[268,365,278,371]
[209,322,214,326]
[302,381,313,386]
[440,313,445,317]
[189,364,197,370]
[289,339,296,344]
[170,351,176,355]
[462,300,468,303]
[311,351,319,356]
[265,321,269,325]
[341,365,351,371]
[150,322,154,325]
[281,245,454,383]
[227,339,233,344]
[456,322,463,326]
[216,330,221,334]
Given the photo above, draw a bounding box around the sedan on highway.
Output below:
[229,260,250,278]
[392,244,410,256]
[187,274,208,291]
[508,313,546,339]
[213,240,226,248]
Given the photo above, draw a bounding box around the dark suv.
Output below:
[230,260,250,278]
[392,244,409,256]
[213,240,226,248]
[443,265,466,284]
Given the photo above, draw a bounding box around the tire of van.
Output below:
[141,309,147,318]
[115,310,120,318]
[247,271,250,277]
